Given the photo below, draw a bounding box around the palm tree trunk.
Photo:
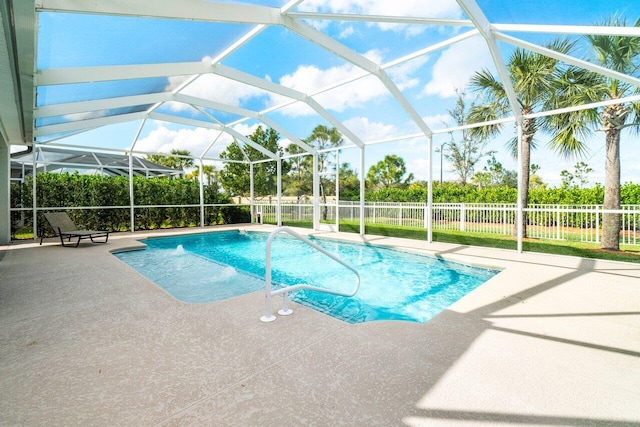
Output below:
[515,117,533,238]
[602,127,621,250]
[320,180,328,220]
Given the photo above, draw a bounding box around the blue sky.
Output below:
[34,0,640,187]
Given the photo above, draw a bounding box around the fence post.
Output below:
[503,204,507,235]
[399,205,403,227]
[460,203,466,232]
[595,205,600,244]
[423,204,428,229]
[556,205,561,240]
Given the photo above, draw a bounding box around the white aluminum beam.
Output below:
[36,61,211,86]
[284,17,433,138]
[34,93,172,118]
[147,112,222,131]
[174,94,258,119]
[150,110,276,160]
[220,125,278,160]
[456,0,523,123]
[284,16,379,75]
[303,97,365,147]
[496,32,640,89]
[524,93,640,120]
[211,25,267,65]
[259,115,316,154]
[34,111,146,137]
[197,0,298,92]
[287,12,474,28]
[493,23,640,38]
[174,93,316,154]
[213,64,304,103]
[212,64,365,147]
[36,0,284,25]
[199,130,224,161]
[383,29,479,69]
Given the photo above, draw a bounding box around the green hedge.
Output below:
[362,182,640,205]
[11,173,250,237]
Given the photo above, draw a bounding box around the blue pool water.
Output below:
[114,230,499,324]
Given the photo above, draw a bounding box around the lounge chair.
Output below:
[41,212,110,247]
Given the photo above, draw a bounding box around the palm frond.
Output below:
[624,96,640,136]
[585,15,640,74]
[505,136,518,158]
[548,121,591,159]
[469,69,508,104]
[467,103,504,139]
[508,38,576,109]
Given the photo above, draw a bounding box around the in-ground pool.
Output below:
[114,230,499,323]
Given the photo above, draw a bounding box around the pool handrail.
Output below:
[260,226,360,322]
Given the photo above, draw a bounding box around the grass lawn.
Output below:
[290,220,639,264]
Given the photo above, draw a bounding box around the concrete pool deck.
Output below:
[1,224,639,426]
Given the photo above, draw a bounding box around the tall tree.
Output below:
[219,126,286,196]
[529,164,547,190]
[546,17,640,250]
[468,39,575,236]
[305,125,344,219]
[366,154,414,190]
[445,90,492,184]
[283,142,313,202]
[338,162,361,197]
[560,162,593,189]
[471,155,517,188]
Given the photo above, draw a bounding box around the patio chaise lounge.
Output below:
[41,212,110,247]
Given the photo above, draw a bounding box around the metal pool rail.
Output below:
[260,226,361,323]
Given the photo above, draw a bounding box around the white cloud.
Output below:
[387,55,428,91]
[423,37,494,98]
[343,116,397,142]
[298,0,463,34]
[230,123,260,141]
[423,113,452,129]
[339,26,355,39]
[269,50,389,117]
[134,125,229,158]
[408,156,429,181]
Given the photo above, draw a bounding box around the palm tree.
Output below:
[546,17,640,250]
[468,39,576,237]
[305,125,343,220]
[187,164,217,186]
[147,149,194,177]
[284,142,313,202]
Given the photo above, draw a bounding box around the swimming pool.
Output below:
[114,230,499,323]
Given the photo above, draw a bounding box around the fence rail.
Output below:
[254,202,640,246]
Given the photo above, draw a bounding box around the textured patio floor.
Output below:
[1,225,639,426]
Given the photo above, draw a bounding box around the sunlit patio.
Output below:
[1,225,639,425]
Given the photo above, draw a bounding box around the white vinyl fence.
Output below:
[254,201,640,246]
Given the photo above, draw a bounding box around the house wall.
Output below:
[0,144,10,244]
